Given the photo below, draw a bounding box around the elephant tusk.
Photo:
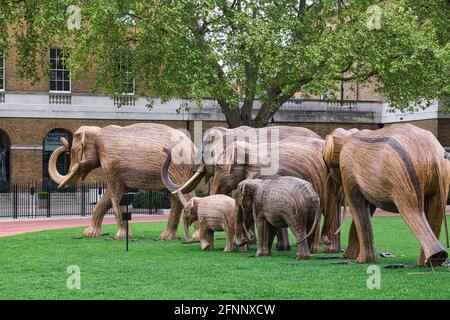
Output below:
[334,202,347,235]
[172,171,203,194]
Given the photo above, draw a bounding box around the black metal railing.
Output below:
[0,182,171,219]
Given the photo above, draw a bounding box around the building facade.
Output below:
[0,48,448,186]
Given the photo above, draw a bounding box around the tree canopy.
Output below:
[0,0,448,127]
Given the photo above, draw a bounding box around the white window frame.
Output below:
[49,48,71,93]
[0,53,5,92]
[117,57,135,96]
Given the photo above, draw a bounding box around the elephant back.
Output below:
[323,128,359,169]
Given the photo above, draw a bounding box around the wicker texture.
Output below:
[49,123,195,240]
[177,192,236,252]
[324,123,450,266]
[235,177,321,260]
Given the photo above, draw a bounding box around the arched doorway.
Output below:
[42,129,72,189]
[0,129,11,188]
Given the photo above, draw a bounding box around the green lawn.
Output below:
[0,216,449,300]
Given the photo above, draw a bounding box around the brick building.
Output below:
[0,47,448,187]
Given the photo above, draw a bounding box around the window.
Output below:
[0,53,4,91]
[49,48,71,92]
[117,55,135,95]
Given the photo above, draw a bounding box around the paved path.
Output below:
[0,207,448,238]
[0,215,168,238]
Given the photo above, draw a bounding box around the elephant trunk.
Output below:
[183,211,192,242]
[49,137,80,188]
[321,174,342,242]
[234,205,252,247]
[161,148,205,194]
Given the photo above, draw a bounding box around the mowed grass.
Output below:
[0,216,449,300]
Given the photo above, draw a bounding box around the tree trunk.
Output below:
[218,98,242,128]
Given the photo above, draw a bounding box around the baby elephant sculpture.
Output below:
[235,177,321,260]
[175,192,236,252]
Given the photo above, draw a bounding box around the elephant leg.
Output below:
[344,204,376,259]
[159,194,182,240]
[248,223,257,244]
[419,193,448,266]
[344,222,359,259]
[309,219,321,254]
[345,186,377,263]
[191,220,201,242]
[84,190,112,238]
[275,228,292,251]
[108,183,129,240]
[267,225,277,255]
[201,230,214,251]
[224,223,235,253]
[256,217,274,257]
[293,226,310,260]
[398,196,447,267]
[324,207,341,253]
[199,221,212,251]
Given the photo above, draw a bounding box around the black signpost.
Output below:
[122,209,132,252]
[120,193,135,252]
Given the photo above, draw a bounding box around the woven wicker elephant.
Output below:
[163,137,330,253]
[324,124,450,266]
[173,191,236,252]
[49,123,195,240]
[171,125,321,251]
[234,177,321,260]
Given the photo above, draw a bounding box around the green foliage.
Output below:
[1,0,448,125]
[194,189,209,197]
[131,191,170,209]
[37,191,48,199]
[0,217,449,299]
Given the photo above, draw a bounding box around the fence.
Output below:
[0,182,171,219]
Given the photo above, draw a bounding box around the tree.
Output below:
[0,0,448,127]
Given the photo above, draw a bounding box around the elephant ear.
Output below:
[215,141,244,174]
[323,128,359,168]
[80,130,87,161]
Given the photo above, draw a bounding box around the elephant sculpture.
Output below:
[234,177,321,260]
[163,136,336,253]
[49,123,196,240]
[175,191,236,252]
[175,125,321,251]
[323,123,450,266]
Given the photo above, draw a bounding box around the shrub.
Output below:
[132,191,170,209]
[38,192,48,199]
[195,189,209,198]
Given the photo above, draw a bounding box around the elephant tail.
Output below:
[297,205,321,245]
[435,153,449,248]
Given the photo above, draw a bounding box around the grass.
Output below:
[0,216,449,300]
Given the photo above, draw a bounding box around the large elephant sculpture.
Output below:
[163,136,336,253]
[168,125,320,251]
[188,125,321,189]
[323,123,450,266]
[234,177,321,260]
[49,123,196,240]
